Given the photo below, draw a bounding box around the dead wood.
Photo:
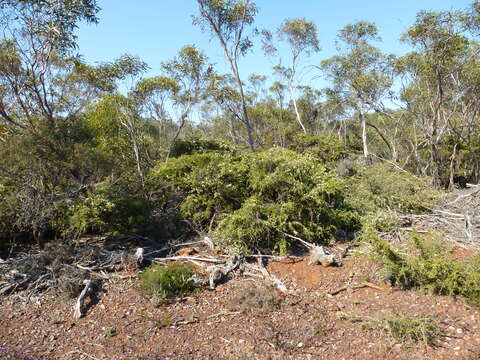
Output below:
[74,279,95,319]
[255,258,289,293]
[282,232,316,249]
[153,256,226,264]
[207,256,242,289]
[308,246,338,267]
[328,282,385,296]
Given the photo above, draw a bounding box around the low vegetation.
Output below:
[227,282,282,313]
[338,312,443,346]
[366,231,480,305]
[349,163,440,232]
[140,263,198,303]
[152,147,359,254]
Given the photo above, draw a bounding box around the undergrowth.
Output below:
[140,263,197,303]
[337,312,443,347]
[364,229,480,305]
[348,163,440,232]
[227,281,282,313]
[151,148,359,254]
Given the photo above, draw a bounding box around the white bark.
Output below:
[74,279,94,319]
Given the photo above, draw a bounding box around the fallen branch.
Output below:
[153,256,225,264]
[256,258,289,293]
[282,232,316,249]
[245,254,303,262]
[208,256,242,289]
[74,279,94,319]
[308,246,338,267]
[328,282,384,296]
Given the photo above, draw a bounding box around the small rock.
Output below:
[297,342,304,348]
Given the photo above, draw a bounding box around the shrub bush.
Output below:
[151,148,359,254]
[58,178,152,239]
[289,133,348,165]
[140,263,197,303]
[365,230,480,305]
[349,163,439,215]
[348,163,441,232]
[168,138,234,158]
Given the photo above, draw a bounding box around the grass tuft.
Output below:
[338,312,443,346]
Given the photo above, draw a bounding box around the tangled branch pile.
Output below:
[0,243,133,298]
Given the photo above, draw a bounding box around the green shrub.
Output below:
[169,138,234,158]
[348,163,441,232]
[349,163,440,215]
[140,263,197,302]
[289,133,348,165]
[58,179,152,239]
[151,148,359,254]
[366,230,480,304]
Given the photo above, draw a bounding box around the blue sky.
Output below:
[76,0,473,84]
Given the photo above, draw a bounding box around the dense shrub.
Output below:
[365,230,480,305]
[140,263,197,302]
[0,119,116,242]
[289,133,348,165]
[349,163,439,215]
[151,148,359,254]
[168,138,234,158]
[57,178,152,239]
[348,163,440,232]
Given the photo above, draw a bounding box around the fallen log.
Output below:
[74,279,95,319]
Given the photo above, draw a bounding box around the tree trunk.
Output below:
[290,87,307,134]
[359,109,369,159]
[166,107,190,162]
[233,66,255,151]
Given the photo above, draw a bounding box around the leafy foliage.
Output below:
[152,148,359,253]
[289,133,348,165]
[366,231,480,305]
[168,138,234,158]
[58,179,152,239]
[348,163,440,231]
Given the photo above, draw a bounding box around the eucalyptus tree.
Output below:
[397,10,475,185]
[193,0,257,150]
[320,22,393,160]
[0,0,100,131]
[0,0,103,241]
[262,18,320,134]
[134,45,215,161]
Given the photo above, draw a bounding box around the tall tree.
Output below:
[133,45,215,161]
[193,0,257,150]
[262,18,320,133]
[0,0,100,131]
[320,22,392,160]
[397,10,474,186]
